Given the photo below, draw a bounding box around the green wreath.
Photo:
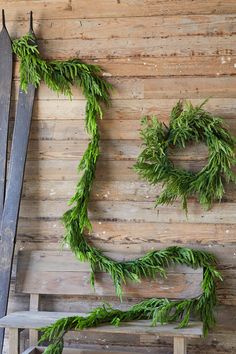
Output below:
[135,101,236,212]
[13,34,223,353]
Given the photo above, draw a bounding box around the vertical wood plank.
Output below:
[0,82,36,353]
[29,328,38,346]
[8,329,19,354]
[29,294,40,311]
[0,12,12,219]
[174,337,187,354]
[0,12,13,353]
[0,23,36,354]
[29,294,39,347]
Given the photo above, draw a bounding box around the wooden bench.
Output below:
[0,250,203,354]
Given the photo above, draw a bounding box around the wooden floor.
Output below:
[2,1,236,353]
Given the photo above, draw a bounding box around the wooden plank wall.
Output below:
[2,0,236,353]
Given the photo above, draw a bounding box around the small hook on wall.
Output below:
[2,9,5,28]
[29,11,33,33]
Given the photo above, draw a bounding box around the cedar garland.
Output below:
[13,34,222,354]
[39,293,219,353]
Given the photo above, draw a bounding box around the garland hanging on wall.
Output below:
[13,34,222,354]
[134,100,236,212]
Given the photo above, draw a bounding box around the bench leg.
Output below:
[174,337,187,354]
[29,329,38,347]
[29,294,39,347]
[9,328,20,354]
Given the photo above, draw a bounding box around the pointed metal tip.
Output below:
[2,9,5,28]
[29,11,33,32]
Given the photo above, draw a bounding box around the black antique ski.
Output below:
[0,10,12,219]
[0,12,36,353]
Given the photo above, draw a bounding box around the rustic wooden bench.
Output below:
[0,250,203,354]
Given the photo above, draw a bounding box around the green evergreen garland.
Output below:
[13,34,222,354]
[134,101,236,212]
[39,293,218,353]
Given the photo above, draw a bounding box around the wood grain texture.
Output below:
[13,56,236,78]
[17,199,236,224]
[26,119,236,141]
[174,337,186,354]
[0,79,36,353]
[4,1,236,354]
[16,219,236,246]
[6,15,236,40]
[0,23,13,218]
[1,1,236,20]
[20,179,236,203]
[8,329,19,354]
[22,158,236,182]
[38,76,236,99]
[15,251,202,298]
[10,78,236,102]
[35,36,236,60]
[9,97,236,119]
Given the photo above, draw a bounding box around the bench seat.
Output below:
[1,251,204,353]
[0,311,203,338]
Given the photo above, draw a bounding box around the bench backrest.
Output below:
[16,250,203,300]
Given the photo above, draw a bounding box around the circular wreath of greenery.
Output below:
[135,100,236,212]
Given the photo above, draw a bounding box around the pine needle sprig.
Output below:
[14,34,222,353]
[12,33,112,100]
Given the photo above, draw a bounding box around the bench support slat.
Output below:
[9,328,19,354]
[29,328,38,347]
[174,337,187,354]
[29,294,40,347]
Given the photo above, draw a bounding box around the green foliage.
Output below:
[40,274,222,354]
[14,34,222,353]
[134,100,236,212]
[12,33,112,101]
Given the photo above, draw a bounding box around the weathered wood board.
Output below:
[0,82,36,353]
[0,312,202,338]
[0,17,12,218]
[15,250,202,299]
[2,1,236,20]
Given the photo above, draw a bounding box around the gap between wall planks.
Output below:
[3,1,236,353]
